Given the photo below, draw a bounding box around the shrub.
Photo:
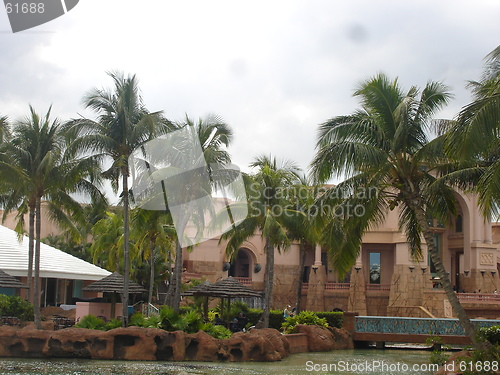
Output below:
[480,325,500,345]
[0,294,34,321]
[201,323,232,339]
[129,312,146,327]
[281,311,328,334]
[269,310,284,330]
[315,312,343,328]
[105,318,123,330]
[75,314,106,330]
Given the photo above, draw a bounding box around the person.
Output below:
[237,312,248,332]
[213,313,224,326]
[290,307,296,317]
[283,305,291,319]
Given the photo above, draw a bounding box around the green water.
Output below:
[0,349,440,375]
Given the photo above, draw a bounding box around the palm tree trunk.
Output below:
[414,204,485,348]
[122,171,130,326]
[295,242,309,314]
[262,236,274,328]
[172,240,183,313]
[27,203,35,303]
[33,198,42,329]
[148,243,155,305]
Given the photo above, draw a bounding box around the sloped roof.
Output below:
[82,272,146,293]
[183,277,261,298]
[0,269,28,288]
[0,225,111,281]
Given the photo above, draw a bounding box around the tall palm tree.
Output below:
[446,45,500,217]
[0,115,9,144]
[281,175,326,313]
[311,73,483,346]
[0,106,103,328]
[131,208,175,304]
[167,115,233,312]
[221,155,300,327]
[65,71,172,325]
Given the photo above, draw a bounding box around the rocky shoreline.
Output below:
[0,324,352,362]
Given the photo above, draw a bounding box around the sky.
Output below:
[0,0,499,186]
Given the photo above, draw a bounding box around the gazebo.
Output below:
[183,277,262,324]
[81,272,146,319]
[0,269,28,289]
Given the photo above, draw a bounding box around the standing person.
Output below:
[283,305,291,319]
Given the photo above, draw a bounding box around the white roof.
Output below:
[0,225,111,281]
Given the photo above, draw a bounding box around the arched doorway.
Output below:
[229,248,252,278]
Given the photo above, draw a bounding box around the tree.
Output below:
[167,115,233,312]
[131,208,175,304]
[0,106,102,329]
[281,175,325,313]
[65,71,172,325]
[221,155,300,327]
[446,45,500,217]
[0,115,9,143]
[311,73,482,346]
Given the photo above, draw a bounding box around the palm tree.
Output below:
[167,115,233,312]
[0,106,103,328]
[221,155,300,327]
[311,73,483,346]
[446,45,500,217]
[0,115,9,143]
[131,208,175,304]
[281,175,325,313]
[65,71,172,325]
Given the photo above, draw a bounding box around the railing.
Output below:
[325,282,350,290]
[366,284,391,291]
[233,277,252,286]
[301,283,309,290]
[458,293,500,303]
[355,315,499,336]
[142,303,160,317]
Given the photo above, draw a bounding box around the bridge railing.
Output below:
[355,315,499,336]
[458,293,500,303]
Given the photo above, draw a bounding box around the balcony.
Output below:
[233,276,252,286]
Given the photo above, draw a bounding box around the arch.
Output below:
[229,248,254,278]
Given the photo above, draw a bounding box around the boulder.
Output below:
[224,328,290,361]
[295,325,352,352]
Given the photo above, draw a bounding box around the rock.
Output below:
[184,330,220,361]
[434,350,472,375]
[224,328,290,361]
[295,325,352,352]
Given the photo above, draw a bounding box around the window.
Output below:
[369,252,381,284]
[455,214,463,233]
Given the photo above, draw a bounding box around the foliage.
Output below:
[0,294,34,321]
[269,309,285,330]
[479,325,500,345]
[75,314,106,330]
[214,300,249,322]
[105,318,123,330]
[281,310,328,334]
[315,312,343,328]
[457,346,500,375]
[128,312,147,327]
[426,335,451,366]
[200,323,233,339]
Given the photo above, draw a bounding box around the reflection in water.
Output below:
[0,350,438,375]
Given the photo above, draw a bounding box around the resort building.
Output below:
[0,224,110,306]
[1,190,499,319]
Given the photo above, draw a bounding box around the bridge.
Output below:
[349,315,500,346]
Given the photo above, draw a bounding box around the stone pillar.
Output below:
[306,265,326,311]
[347,266,367,315]
[314,245,322,266]
[387,265,426,316]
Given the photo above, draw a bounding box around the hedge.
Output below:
[245,308,343,330]
[315,312,343,328]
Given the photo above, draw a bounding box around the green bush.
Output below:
[129,312,147,327]
[75,314,106,330]
[105,318,123,330]
[269,310,284,330]
[0,294,34,321]
[246,308,263,326]
[201,323,232,339]
[315,312,343,328]
[480,325,500,345]
[281,310,328,334]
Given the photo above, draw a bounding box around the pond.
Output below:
[0,349,441,375]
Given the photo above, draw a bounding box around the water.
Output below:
[0,349,440,375]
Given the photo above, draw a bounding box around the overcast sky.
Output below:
[1,0,499,184]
